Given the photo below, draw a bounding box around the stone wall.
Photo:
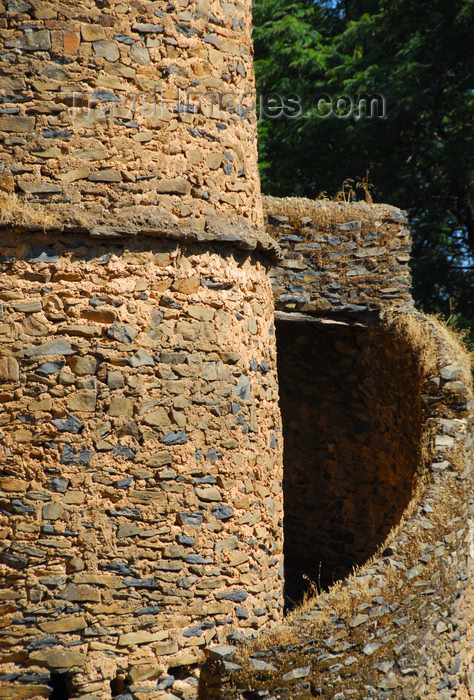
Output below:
[264,196,413,316]
[0,231,283,699]
[0,0,264,231]
[201,311,474,699]
[0,2,472,695]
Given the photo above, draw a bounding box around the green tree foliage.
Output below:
[253,0,474,338]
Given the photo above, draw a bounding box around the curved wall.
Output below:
[0,0,264,230]
[0,231,283,699]
[201,311,474,700]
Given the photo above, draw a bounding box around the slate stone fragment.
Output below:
[282,666,310,682]
[49,477,68,493]
[208,645,237,659]
[249,658,276,672]
[0,552,28,569]
[177,512,203,527]
[52,414,84,434]
[83,627,116,637]
[185,554,214,565]
[160,296,181,309]
[195,475,217,485]
[177,534,194,547]
[176,23,196,37]
[114,34,134,44]
[160,351,186,364]
[384,210,408,223]
[129,348,154,367]
[18,674,50,684]
[107,322,138,343]
[268,214,289,225]
[132,22,164,33]
[279,294,309,304]
[43,129,73,140]
[37,361,64,375]
[18,414,35,425]
[201,280,232,290]
[100,562,134,575]
[60,444,94,466]
[25,339,74,357]
[216,590,248,602]
[136,605,162,616]
[27,247,59,264]
[440,364,461,380]
[159,430,189,445]
[112,445,135,459]
[116,477,133,490]
[202,620,215,630]
[235,376,250,400]
[27,636,58,650]
[0,674,19,682]
[123,577,159,589]
[212,505,233,520]
[11,499,35,514]
[339,303,368,313]
[183,624,203,638]
[7,0,32,13]
[335,220,362,231]
[157,676,174,690]
[92,89,120,102]
[25,491,51,502]
[108,507,141,518]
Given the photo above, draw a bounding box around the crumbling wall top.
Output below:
[263,195,413,316]
[0,0,277,252]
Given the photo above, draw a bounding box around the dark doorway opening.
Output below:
[111,675,127,696]
[49,672,70,700]
[275,315,423,611]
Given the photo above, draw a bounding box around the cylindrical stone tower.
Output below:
[0,2,283,698]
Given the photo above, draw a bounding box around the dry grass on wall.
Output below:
[385,312,473,411]
[0,193,60,229]
[426,313,473,382]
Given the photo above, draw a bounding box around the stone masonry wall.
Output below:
[0,231,283,699]
[201,311,474,700]
[0,0,264,232]
[264,196,413,316]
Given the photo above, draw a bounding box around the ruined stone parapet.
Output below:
[264,196,413,316]
[0,0,266,233]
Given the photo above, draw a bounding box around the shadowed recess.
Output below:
[49,672,70,700]
[276,317,423,610]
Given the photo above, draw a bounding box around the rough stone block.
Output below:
[0,356,19,382]
[108,397,134,417]
[68,391,97,412]
[5,28,51,51]
[60,584,101,603]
